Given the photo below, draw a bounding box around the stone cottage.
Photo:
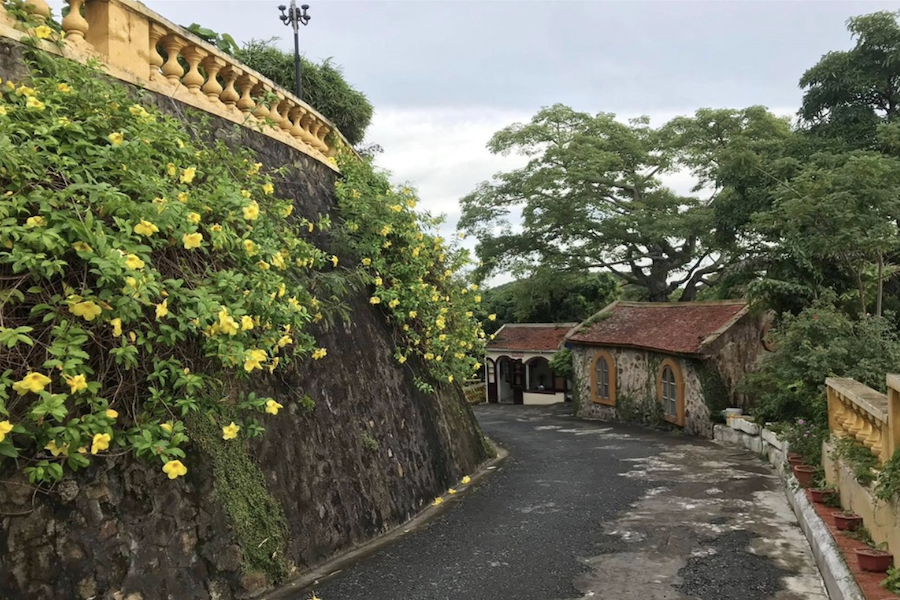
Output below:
[486,323,576,405]
[565,300,769,437]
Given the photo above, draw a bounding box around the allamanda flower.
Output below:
[65,374,88,394]
[265,399,283,415]
[91,432,112,454]
[163,459,187,479]
[71,300,102,321]
[222,422,240,440]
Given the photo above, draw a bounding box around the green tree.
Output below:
[235,39,373,146]
[459,104,722,302]
[478,271,618,333]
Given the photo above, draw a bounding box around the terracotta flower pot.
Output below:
[787,453,804,466]
[793,464,817,488]
[855,548,893,573]
[833,512,862,532]
[809,488,834,503]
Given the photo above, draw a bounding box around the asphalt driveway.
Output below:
[292,403,826,600]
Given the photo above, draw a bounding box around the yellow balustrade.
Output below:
[826,377,900,464]
[0,0,344,168]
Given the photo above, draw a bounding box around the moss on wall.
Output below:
[187,413,289,583]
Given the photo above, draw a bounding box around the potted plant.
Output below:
[793,464,817,487]
[809,487,835,503]
[833,512,863,531]
[856,547,893,573]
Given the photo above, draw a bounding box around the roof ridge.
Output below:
[617,300,747,308]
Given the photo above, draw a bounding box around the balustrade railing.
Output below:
[827,376,900,465]
[0,0,340,167]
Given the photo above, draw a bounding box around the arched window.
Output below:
[590,350,616,406]
[657,358,684,426]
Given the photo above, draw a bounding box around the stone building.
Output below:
[485,323,576,405]
[565,301,769,438]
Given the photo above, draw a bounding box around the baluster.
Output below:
[317,124,331,154]
[857,415,873,446]
[61,0,89,42]
[148,24,166,81]
[847,405,863,439]
[252,83,275,123]
[870,426,884,460]
[160,35,186,86]
[219,66,241,109]
[181,45,208,94]
[235,74,256,114]
[299,109,321,150]
[289,106,311,146]
[24,0,50,21]
[276,96,293,133]
[201,56,225,103]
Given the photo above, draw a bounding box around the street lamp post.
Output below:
[278,1,311,99]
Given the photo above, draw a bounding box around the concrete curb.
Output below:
[784,480,864,600]
[262,440,509,600]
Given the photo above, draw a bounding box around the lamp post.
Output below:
[278,1,311,99]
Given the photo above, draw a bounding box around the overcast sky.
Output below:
[52,0,900,273]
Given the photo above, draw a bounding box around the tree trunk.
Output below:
[877,253,884,318]
[856,267,867,317]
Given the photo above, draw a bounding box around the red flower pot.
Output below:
[856,548,893,573]
[787,454,804,466]
[809,488,834,503]
[793,465,817,488]
[833,512,862,531]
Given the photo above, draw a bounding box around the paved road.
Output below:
[297,404,826,600]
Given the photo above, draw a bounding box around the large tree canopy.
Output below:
[459,105,724,302]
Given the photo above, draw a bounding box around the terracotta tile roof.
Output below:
[487,324,577,352]
[567,301,748,355]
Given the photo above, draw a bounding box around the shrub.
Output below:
[742,299,900,426]
[783,418,828,466]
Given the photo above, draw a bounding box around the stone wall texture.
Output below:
[0,41,488,600]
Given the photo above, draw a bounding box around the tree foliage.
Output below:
[236,39,373,146]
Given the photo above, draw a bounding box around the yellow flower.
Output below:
[45,440,69,457]
[177,192,189,203]
[106,409,118,420]
[182,232,203,249]
[370,296,381,305]
[374,277,383,286]
[282,204,294,218]
[488,314,497,321]
[248,162,262,176]
[25,215,45,227]
[271,253,286,270]
[331,255,339,268]
[390,204,402,212]
[380,225,391,236]
[448,375,454,383]
[277,283,286,298]
[312,348,327,360]
[389,299,400,308]
[241,315,254,331]
[109,318,123,337]
[243,239,257,256]
[65,374,88,394]
[424,352,434,360]
[91,432,111,454]
[0,106,7,117]
[257,260,270,270]
[134,220,158,237]
[277,335,292,348]
[465,311,473,318]
[108,132,124,146]
[244,348,267,372]
[243,201,260,221]
[163,459,187,480]
[187,212,201,224]
[409,311,417,318]
[397,355,407,364]
[155,298,168,319]
[34,25,53,39]
[56,83,71,93]
[71,300,102,321]
[432,497,443,506]
[308,221,315,233]
[0,421,12,443]
[362,258,372,266]
[448,487,457,494]
[462,475,471,484]
[125,254,145,270]
[161,421,174,433]
[14,84,34,96]
[240,189,252,199]
[218,309,239,336]
[287,296,301,311]
[222,422,240,440]
[474,295,481,303]
[265,399,283,415]
[436,317,446,330]
[262,182,274,195]
[180,167,197,184]
[25,96,44,111]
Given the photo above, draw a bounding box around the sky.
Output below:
[50,0,900,278]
